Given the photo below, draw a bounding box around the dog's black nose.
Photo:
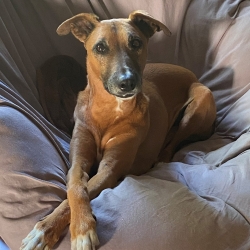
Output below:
[119,78,136,92]
[118,71,137,92]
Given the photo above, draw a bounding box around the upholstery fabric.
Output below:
[1,0,250,249]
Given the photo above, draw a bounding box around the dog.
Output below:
[20,10,216,250]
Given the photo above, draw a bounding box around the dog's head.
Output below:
[57,10,171,98]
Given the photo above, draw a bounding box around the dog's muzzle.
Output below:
[105,68,142,98]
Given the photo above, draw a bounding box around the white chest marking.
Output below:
[143,93,150,102]
[115,97,124,113]
[106,137,116,145]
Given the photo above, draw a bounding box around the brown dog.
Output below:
[21,10,216,250]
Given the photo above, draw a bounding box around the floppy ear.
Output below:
[129,10,171,38]
[56,13,100,43]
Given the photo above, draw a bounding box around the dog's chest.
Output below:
[79,91,149,163]
[81,98,126,157]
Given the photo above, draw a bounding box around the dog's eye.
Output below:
[95,43,107,54]
[130,39,142,49]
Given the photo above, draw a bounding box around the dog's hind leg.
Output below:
[20,199,70,250]
[159,82,216,162]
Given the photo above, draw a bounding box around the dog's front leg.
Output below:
[87,133,141,201]
[68,121,99,250]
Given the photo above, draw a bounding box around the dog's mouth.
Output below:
[104,87,140,98]
[113,92,136,98]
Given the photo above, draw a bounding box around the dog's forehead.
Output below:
[91,19,141,40]
[100,18,130,27]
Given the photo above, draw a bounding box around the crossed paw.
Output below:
[20,221,99,250]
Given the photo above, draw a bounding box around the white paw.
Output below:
[71,230,99,250]
[20,226,50,250]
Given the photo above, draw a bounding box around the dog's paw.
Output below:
[20,226,51,250]
[71,230,99,250]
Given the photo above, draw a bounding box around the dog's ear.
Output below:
[56,13,100,43]
[129,10,171,38]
